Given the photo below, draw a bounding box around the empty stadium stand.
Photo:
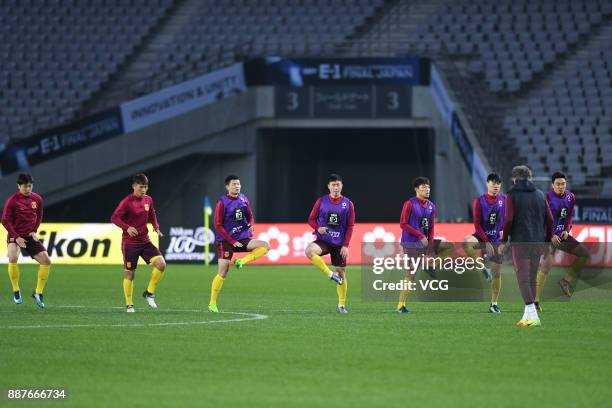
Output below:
[504,45,612,194]
[0,0,176,142]
[359,0,611,195]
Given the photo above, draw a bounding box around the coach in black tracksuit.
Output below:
[499,165,553,306]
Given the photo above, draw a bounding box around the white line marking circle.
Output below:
[2,305,268,329]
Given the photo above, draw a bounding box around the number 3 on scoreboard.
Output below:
[287,92,299,111]
[386,91,399,110]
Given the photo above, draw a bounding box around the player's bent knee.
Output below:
[155,258,166,271]
[305,244,321,259]
[462,236,476,244]
[38,253,51,266]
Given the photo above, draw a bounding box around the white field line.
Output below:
[1,305,267,329]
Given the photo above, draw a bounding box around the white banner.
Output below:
[163,226,215,263]
[120,63,247,133]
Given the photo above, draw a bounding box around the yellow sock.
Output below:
[565,255,587,282]
[535,270,547,303]
[123,278,134,306]
[397,279,409,308]
[147,268,164,294]
[35,264,50,294]
[241,247,268,265]
[8,263,20,292]
[491,276,501,304]
[209,274,225,305]
[337,276,348,306]
[310,255,332,277]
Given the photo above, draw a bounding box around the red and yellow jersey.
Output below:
[1,191,44,239]
[111,194,159,245]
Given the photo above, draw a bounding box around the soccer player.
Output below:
[462,173,506,313]
[208,175,269,313]
[535,172,589,309]
[1,173,51,308]
[498,165,553,327]
[304,174,354,314]
[396,176,454,313]
[111,173,166,313]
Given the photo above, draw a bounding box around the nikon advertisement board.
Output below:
[0,223,158,265]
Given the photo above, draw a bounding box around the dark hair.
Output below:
[327,173,342,183]
[17,173,33,185]
[225,175,240,185]
[511,165,532,181]
[412,176,430,189]
[487,173,502,183]
[132,173,149,185]
[551,172,566,183]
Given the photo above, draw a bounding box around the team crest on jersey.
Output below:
[234,208,244,221]
[327,212,340,227]
[488,212,498,227]
[498,200,503,206]
[31,202,37,209]
[144,204,150,211]
[342,202,347,208]
[420,217,429,233]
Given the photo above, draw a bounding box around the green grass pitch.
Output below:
[1,264,611,407]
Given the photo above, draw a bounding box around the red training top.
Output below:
[2,191,44,240]
[111,194,159,245]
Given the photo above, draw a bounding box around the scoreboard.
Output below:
[275,85,412,119]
